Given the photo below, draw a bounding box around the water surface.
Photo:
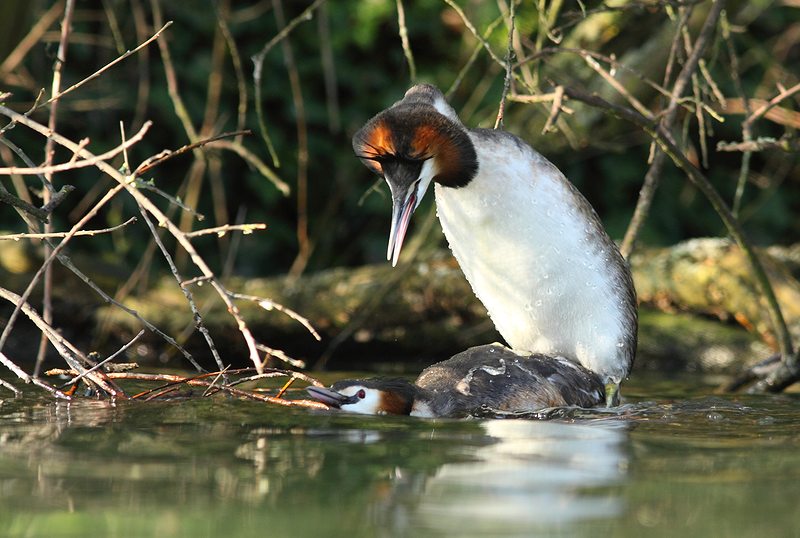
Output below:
[1,374,798,537]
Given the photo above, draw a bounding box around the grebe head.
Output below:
[306,378,417,415]
[352,84,478,266]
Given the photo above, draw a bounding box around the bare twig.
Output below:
[0,121,152,175]
[37,0,75,379]
[61,330,146,388]
[255,343,307,369]
[494,0,516,129]
[317,3,341,132]
[718,98,800,129]
[717,137,800,153]
[444,0,506,67]
[112,371,328,409]
[541,85,565,134]
[208,140,290,195]
[619,0,724,258]
[446,14,504,98]
[0,1,64,78]
[136,203,226,373]
[0,350,69,399]
[560,85,794,373]
[231,292,321,342]
[0,217,137,241]
[0,287,121,396]
[215,1,249,143]
[581,54,654,121]
[272,0,312,279]
[396,0,417,81]
[39,21,172,111]
[0,378,22,395]
[201,366,232,397]
[0,184,52,222]
[743,81,800,128]
[150,3,198,146]
[252,0,328,167]
[226,369,323,389]
[185,223,267,238]
[133,129,250,175]
[722,11,753,218]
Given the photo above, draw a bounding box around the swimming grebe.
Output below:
[352,84,637,404]
[306,344,605,417]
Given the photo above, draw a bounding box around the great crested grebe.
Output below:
[352,84,637,405]
[306,344,604,417]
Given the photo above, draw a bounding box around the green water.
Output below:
[1,374,799,537]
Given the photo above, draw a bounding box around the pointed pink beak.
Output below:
[387,189,417,267]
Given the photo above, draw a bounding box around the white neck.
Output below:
[433,131,635,383]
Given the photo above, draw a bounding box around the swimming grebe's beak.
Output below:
[305,386,357,409]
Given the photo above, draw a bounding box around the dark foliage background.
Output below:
[2,0,797,282]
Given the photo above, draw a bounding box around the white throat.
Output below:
[433,131,634,383]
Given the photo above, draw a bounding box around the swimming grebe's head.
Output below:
[306,378,417,415]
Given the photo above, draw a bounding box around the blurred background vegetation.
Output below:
[2,0,796,278]
[1,0,799,372]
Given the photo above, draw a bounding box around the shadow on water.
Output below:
[1,374,799,537]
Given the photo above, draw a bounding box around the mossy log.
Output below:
[1,237,795,372]
[83,237,797,373]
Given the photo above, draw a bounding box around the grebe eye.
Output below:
[357,389,366,399]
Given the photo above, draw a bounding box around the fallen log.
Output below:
[87,238,795,373]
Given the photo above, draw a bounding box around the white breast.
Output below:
[434,131,634,383]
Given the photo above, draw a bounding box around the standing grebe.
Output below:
[306,344,605,417]
[352,84,637,405]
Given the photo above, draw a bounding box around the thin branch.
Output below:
[255,343,307,369]
[561,85,794,371]
[150,2,198,146]
[744,81,800,128]
[0,184,51,222]
[207,140,290,195]
[0,378,21,395]
[396,0,417,81]
[231,292,322,342]
[136,203,226,373]
[722,11,752,218]
[61,330,146,388]
[0,217,137,241]
[0,106,204,373]
[444,0,506,67]
[37,0,75,379]
[185,223,267,238]
[109,371,328,409]
[0,121,152,175]
[619,0,724,258]
[494,0,516,129]
[541,85,565,134]
[0,287,120,396]
[40,21,172,110]
[252,0,328,167]
[272,0,312,279]
[317,3,341,132]
[446,14,504,98]
[133,129,250,175]
[717,137,800,153]
[215,1,249,143]
[0,350,69,399]
[581,54,654,120]
[0,1,64,77]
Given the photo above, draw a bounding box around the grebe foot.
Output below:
[604,382,620,407]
